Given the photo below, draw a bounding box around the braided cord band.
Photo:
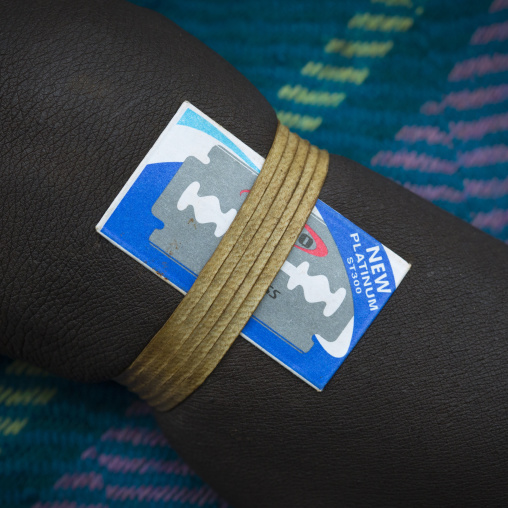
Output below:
[116,123,329,411]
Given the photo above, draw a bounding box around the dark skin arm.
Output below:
[1,1,507,506]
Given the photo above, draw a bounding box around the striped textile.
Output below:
[1,1,506,507]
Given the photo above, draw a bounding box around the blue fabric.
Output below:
[1,1,507,506]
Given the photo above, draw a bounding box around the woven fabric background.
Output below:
[1,0,507,506]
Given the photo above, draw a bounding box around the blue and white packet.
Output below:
[97,102,410,390]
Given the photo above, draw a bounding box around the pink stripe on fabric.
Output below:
[459,144,508,167]
[371,150,458,173]
[100,427,169,447]
[32,504,108,508]
[472,209,508,231]
[395,113,508,146]
[191,485,212,504]
[395,125,451,145]
[54,473,104,491]
[490,0,508,13]
[450,112,508,140]
[97,452,192,475]
[80,446,98,460]
[471,20,508,45]
[404,183,464,202]
[421,84,508,114]
[105,484,218,505]
[464,176,508,198]
[449,53,508,81]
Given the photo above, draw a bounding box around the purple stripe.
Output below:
[471,20,508,45]
[105,483,219,504]
[97,451,193,475]
[197,487,219,507]
[100,426,169,447]
[395,113,508,147]
[81,442,194,475]
[459,144,508,167]
[371,149,458,173]
[464,176,508,197]
[32,504,108,508]
[490,0,508,12]
[400,180,508,202]
[472,209,508,231]
[449,53,508,81]
[404,183,464,202]
[450,112,508,140]
[421,84,508,114]
[395,125,451,145]
[80,446,97,460]
[192,485,213,505]
[54,473,104,491]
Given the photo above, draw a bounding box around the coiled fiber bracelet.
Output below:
[116,123,329,411]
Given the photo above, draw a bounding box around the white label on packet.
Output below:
[97,102,410,390]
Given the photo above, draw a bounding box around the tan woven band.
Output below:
[116,123,329,411]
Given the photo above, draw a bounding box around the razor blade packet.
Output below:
[97,102,410,390]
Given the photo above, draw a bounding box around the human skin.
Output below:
[1,0,507,506]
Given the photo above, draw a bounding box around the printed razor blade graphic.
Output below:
[97,102,410,390]
[149,145,355,355]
